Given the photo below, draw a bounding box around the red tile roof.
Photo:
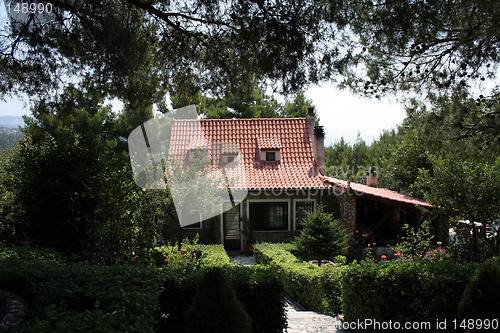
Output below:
[324,176,433,207]
[168,118,329,189]
[167,117,433,207]
[258,137,282,149]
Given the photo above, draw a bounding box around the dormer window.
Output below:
[222,153,239,166]
[266,151,276,162]
[258,137,281,163]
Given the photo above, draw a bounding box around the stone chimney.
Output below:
[366,165,378,187]
[306,107,325,175]
[314,126,325,175]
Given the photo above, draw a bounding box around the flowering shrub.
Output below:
[423,246,450,261]
[135,235,202,269]
[393,223,433,261]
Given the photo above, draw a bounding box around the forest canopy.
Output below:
[1,0,499,103]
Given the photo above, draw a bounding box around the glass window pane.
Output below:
[249,202,288,231]
[296,201,315,230]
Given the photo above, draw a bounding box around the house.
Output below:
[163,108,446,253]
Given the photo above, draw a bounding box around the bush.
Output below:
[158,265,286,333]
[254,242,346,315]
[0,245,65,263]
[184,268,251,333]
[0,247,162,332]
[342,259,479,332]
[138,236,201,269]
[294,207,348,266]
[458,257,500,320]
[0,245,285,333]
[197,244,231,267]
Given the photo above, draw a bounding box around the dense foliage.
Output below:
[184,268,252,333]
[457,257,500,320]
[0,245,286,333]
[158,265,287,333]
[0,246,162,333]
[293,207,348,266]
[254,242,346,315]
[2,0,498,103]
[0,85,176,262]
[254,242,488,331]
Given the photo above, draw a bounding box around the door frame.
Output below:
[220,201,243,252]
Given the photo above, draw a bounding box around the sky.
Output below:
[0,85,406,146]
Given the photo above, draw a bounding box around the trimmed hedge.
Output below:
[1,245,285,333]
[253,242,345,315]
[342,259,479,332]
[184,267,252,333]
[197,244,231,267]
[158,265,286,333]
[0,247,161,332]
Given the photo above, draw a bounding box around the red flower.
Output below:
[381,255,387,260]
[395,252,402,258]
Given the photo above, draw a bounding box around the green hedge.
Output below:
[458,257,500,320]
[197,244,231,267]
[158,265,286,333]
[253,242,345,315]
[0,245,285,333]
[342,259,479,332]
[0,247,161,332]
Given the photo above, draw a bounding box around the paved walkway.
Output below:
[229,255,348,333]
[285,300,347,333]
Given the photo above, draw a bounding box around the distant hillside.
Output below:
[0,116,25,128]
[0,126,22,151]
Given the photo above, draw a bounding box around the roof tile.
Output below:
[168,118,326,189]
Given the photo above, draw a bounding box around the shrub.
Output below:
[393,223,433,259]
[197,244,231,267]
[0,245,65,263]
[0,249,162,332]
[226,265,287,333]
[294,207,348,266]
[158,264,286,333]
[139,236,201,269]
[254,242,345,315]
[0,246,285,333]
[342,259,479,332]
[184,268,251,333]
[458,257,500,320]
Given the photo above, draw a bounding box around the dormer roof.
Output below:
[168,118,329,190]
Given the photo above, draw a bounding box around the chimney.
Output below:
[306,107,316,157]
[366,165,378,187]
[306,107,325,175]
[314,126,325,175]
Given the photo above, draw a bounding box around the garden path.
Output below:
[229,255,348,333]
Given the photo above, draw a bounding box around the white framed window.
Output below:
[293,199,316,230]
[259,149,281,162]
[247,199,290,231]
